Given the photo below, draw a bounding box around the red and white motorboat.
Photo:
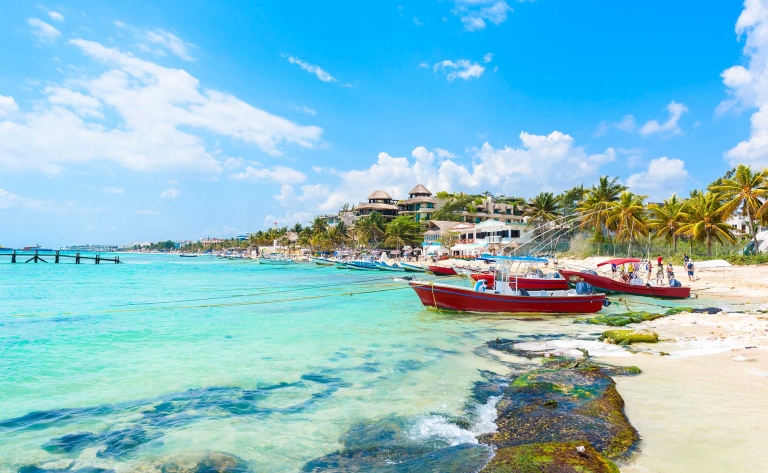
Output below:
[408,256,607,314]
[469,272,569,291]
[408,280,606,313]
[559,266,691,299]
[427,265,458,276]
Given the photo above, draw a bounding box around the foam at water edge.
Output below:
[408,395,501,446]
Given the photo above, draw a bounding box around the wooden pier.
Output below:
[1,251,121,264]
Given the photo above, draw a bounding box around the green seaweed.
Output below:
[482,441,620,473]
[575,307,694,327]
[600,329,659,345]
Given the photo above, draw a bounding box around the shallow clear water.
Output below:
[0,255,743,472]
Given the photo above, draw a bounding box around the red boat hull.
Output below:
[558,269,691,299]
[409,282,605,314]
[469,273,569,290]
[428,265,457,276]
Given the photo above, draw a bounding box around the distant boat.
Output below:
[259,254,294,265]
[312,257,335,266]
[179,254,198,258]
[427,265,457,276]
[376,262,405,272]
[22,244,53,252]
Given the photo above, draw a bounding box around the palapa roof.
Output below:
[368,190,393,201]
[355,202,399,211]
[423,220,462,236]
[398,195,436,205]
[408,184,431,196]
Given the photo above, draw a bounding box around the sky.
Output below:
[1,0,767,247]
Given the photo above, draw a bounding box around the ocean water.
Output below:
[0,255,737,472]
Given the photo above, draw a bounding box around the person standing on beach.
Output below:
[687,259,695,281]
[553,255,558,267]
[666,261,674,280]
[657,254,663,267]
[646,260,653,282]
[683,253,690,266]
[656,264,665,285]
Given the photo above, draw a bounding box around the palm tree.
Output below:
[710,164,768,254]
[647,194,688,253]
[606,192,648,250]
[522,192,560,227]
[354,211,386,246]
[291,222,304,234]
[311,216,328,236]
[384,215,422,250]
[576,176,627,238]
[677,192,736,256]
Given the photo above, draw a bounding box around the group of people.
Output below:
[611,253,695,286]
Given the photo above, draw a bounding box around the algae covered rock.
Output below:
[601,329,659,345]
[478,368,638,460]
[481,441,620,473]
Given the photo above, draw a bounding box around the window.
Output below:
[506,208,511,214]
[426,214,431,219]
[427,203,434,208]
[511,230,520,238]
[415,214,420,222]
[475,217,481,223]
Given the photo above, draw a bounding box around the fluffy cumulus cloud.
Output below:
[625,157,690,200]
[0,39,322,175]
[0,188,45,210]
[267,131,616,224]
[720,0,768,167]
[451,0,512,31]
[48,11,65,22]
[433,55,490,81]
[638,101,688,136]
[28,18,61,42]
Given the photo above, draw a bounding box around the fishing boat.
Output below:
[376,262,405,272]
[179,254,198,258]
[558,258,691,299]
[400,263,427,273]
[346,260,379,270]
[469,256,569,291]
[335,261,348,269]
[427,265,457,276]
[312,257,335,266]
[408,280,606,314]
[258,254,295,265]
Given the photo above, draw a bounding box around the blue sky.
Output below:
[0,0,765,247]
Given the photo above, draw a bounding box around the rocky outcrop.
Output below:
[482,441,620,473]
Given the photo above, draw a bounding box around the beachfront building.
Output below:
[321,210,357,228]
[354,190,399,220]
[397,184,445,222]
[459,196,525,224]
[448,220,540,256]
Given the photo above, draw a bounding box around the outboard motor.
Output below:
[575,281,595,295]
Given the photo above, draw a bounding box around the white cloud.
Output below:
[594,115,636,137]
[102,187,124,194]
[167,179,179,185]
[639,101,688,136]
[418,62,429,69]
[263,209,315,228]
[720,0,768,168]
[229,165,307,184]
[160,187,180,199]
[136,209,160,215]
[413,17,423,26]
[434,59,485,81]
[115,22,194,61]
[285,55,338,83]
[270,131,615,223]
[48,11,65,22]
[0,40,322,174]
[451,0,512,32]
[625,157,689,200]
[483,53,494,63]
[28,18,61,43]
[0,95,19,116]
[300,105,316,115]
[0,188,45,210]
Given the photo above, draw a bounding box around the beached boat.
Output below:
[376,262,406,272]
[558,267,691,299]
[427,265,457,276]
[346,261,379,270]
[408,280,606,313]
[468,256,569,291]
[400,263,427,273]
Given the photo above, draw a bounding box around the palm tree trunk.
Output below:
[749,209,760,255]
[706,228,712,256]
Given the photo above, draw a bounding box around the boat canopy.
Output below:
[480,254,548,263]
[596,258,642,267]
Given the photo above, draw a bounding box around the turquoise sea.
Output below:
[0,255,733,472]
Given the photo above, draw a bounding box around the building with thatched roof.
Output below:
[397,184,446,222]
[354,190,399,220]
